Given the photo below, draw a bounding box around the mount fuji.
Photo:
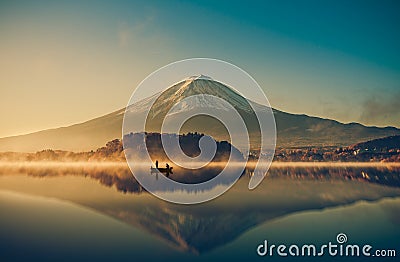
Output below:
[0,75,399,152]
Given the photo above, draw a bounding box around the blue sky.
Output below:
[0,0,399,137]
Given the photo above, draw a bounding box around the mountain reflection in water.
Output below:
[0,163,399,254]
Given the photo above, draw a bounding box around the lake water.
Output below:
[0,164,399,261]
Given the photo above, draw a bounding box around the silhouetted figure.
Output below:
[166,163,170,177]
[155,160,159,168]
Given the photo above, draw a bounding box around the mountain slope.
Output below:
[274,110,399,148]
[0,109,125,152]
[0,76,399,152]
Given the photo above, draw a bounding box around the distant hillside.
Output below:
[350,135,400,152]
[124,132,243,163]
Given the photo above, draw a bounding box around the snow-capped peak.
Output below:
[185,74,213,81]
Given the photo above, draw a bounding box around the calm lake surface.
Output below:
[0,164,399,261]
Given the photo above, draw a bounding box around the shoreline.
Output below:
[0,161,399,168]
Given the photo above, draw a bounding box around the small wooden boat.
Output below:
[150,165,173,177]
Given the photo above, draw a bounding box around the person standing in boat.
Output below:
[166,163,170,177]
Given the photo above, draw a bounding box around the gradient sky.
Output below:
[0,0,399,138]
